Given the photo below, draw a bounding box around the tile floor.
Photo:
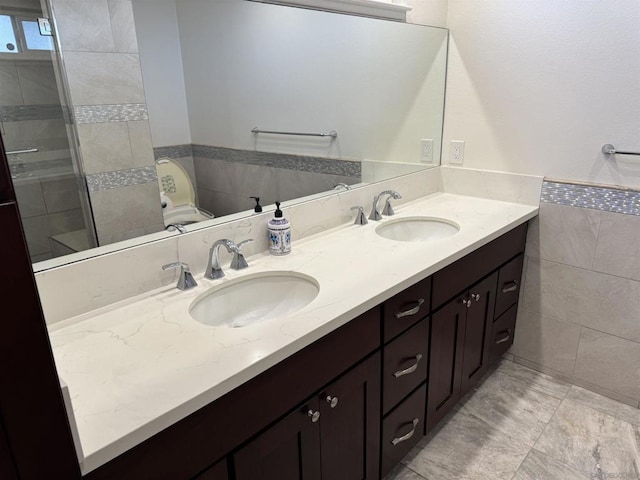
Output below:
[386,359,640,480]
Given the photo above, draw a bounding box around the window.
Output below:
[0,14,53,56]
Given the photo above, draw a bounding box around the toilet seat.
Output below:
[156,158,213,226]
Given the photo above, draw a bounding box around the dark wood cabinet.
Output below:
[195,459,229,480]
[234,354,380,480]
[0,141,13,203]
[0,419,17,480]
[234,400,322,480]
[459,272,498,396]
[426,294,467,431]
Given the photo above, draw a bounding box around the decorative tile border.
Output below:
[74,104,149,124]
[0,105,64,122]
[86,166,157,192]
[153,144,194,159]
[191,144,361,178]
[542,180,640,216]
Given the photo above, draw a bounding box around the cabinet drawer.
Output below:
[383,276,431,343]
[432,223,527,310]
[494,254,524,319]
[490,304,517,363]
[381,384,427,478]
[383,319,429,414]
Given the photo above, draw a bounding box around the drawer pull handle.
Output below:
[391,418,419,445]
[325,395,339,408]
[495,329,512,344]
[393,354,423,378]
[395,298,425,318]
[502,280,518,293]
[307,410,320,423]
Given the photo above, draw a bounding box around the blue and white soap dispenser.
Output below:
[268,201,291,255]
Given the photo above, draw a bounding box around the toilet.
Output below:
[156,158,213,227]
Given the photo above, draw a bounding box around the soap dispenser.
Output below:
[268,201,291,255]
[251,196,263,213]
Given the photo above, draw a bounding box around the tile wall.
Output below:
[49,0,164,245]
[512,180,640,407]
[0,56,89,261]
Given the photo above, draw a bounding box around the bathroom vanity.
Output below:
[47,185,537,479]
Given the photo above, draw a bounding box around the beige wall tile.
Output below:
[525,202,600,269]
[573,328,640,400]
[2,119,70,151]
[41,175,82,213]
[127,121,155,168]
[77,122,133,174]
[16,63,60,105]
[63,52,145,105]
[21,215,52,256]
[91,183,163,243]
[592,211,640,282]
[51,0,115,52]
[108,0,139,53]
[0,62,24,105]
[14,178,47,218]
[510,307,581,376]
[522,257,640,343]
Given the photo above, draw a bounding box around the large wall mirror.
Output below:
[1,0,447,271]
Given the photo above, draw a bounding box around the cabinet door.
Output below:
[426,297,467,431]
[459,272,498,396]
[234,400,322,480]
[195,459,228,480]
[0,418,17,480]
[319,353,380,480]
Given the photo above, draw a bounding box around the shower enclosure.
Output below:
[0,0,95,263]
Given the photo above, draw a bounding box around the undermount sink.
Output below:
[375,216,460,242]
[189,271,319,328]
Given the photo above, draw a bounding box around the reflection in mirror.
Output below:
[1,0,447,271]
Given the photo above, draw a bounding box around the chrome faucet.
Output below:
[369,190,402,221]
[205,238,254,280]
[166,223,187,234]
[162,262,198,290]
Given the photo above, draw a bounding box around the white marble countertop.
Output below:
[48,192,538,474]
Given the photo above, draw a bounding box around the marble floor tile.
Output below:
[459,371,562,447]
[384,464,425,480]
[512,448,588,480]
[403,410,530,480]
[496,359,571,400]
[565,385,640,427]
[534,399,640,479]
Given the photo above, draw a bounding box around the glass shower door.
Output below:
[0,1,96,263]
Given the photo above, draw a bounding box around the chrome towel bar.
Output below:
[6,148,39,155]
[602,144,640,156]
[251,127,337,138]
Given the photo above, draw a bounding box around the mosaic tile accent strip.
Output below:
[0,105,64,122]
[153,144,193,159]
[192,144,361,178]
[74,104,148,124]
[542,180,640,216]
[86,166,157,192]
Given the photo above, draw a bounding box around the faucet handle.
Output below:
[350,206,368,225]
[162,262,198,290]
[382,198,396,216]
[230,238,253,270]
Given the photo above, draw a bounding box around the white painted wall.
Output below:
[175,0,447,163]
[132,0,191,147]
[442,0,640,188]
[405,0,447,27]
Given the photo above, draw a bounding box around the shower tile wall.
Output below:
[49,0,164,245]
[512,181,640,408]
[0,58,85,261]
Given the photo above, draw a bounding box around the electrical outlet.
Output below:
[450,140,465,164]
[420,139,433,163]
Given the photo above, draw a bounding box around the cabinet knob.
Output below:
[471,293,481,302]
[462,298,472,308]
[307,410,320,423]
[325,395,339,408]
